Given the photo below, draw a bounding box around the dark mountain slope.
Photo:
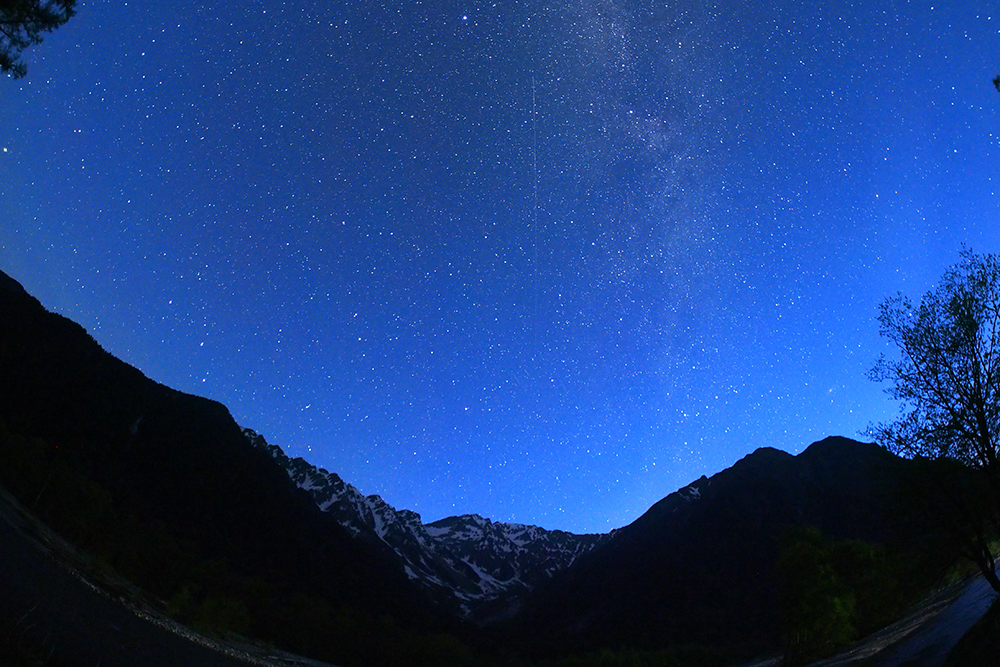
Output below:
[0,270,463,666]
[512,437,953,660]
[0,269,966,666]
[247,427,608,620]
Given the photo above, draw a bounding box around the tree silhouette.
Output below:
[0,0,76,79]
[870,249,1000,591]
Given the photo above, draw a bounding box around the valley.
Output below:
[0,268,993,666]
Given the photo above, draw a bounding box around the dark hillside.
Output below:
[0,269,970,667]
[511,437,960,662]
[0,270,469,666]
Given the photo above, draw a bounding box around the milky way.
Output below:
[2,0,999,532]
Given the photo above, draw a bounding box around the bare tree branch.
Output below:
[870,249,1000,591]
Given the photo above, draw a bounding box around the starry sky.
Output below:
[2,0,999,534]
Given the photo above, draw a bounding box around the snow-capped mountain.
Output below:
[243,428,610,617]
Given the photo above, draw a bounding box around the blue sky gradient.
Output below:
[2,0,999,532]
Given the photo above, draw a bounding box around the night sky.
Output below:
[2,0,999,533]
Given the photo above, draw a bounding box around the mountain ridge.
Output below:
[0,267,968,665]
[0,267,464,666]
[510,434,958,661]
[244,427,609,619]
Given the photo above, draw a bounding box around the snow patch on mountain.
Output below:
[243,428,611,616]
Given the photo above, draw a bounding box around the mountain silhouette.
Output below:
[0,269,458,666]
[0,268,966,666]
[510,437,959,661]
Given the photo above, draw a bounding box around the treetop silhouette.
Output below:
[1,0,76,79]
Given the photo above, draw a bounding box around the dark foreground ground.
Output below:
[862,572,996,667]
[1,477,995,667]
[739,567,997,667]
[0,488,336,667]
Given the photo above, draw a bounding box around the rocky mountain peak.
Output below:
[244,428,610,617]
